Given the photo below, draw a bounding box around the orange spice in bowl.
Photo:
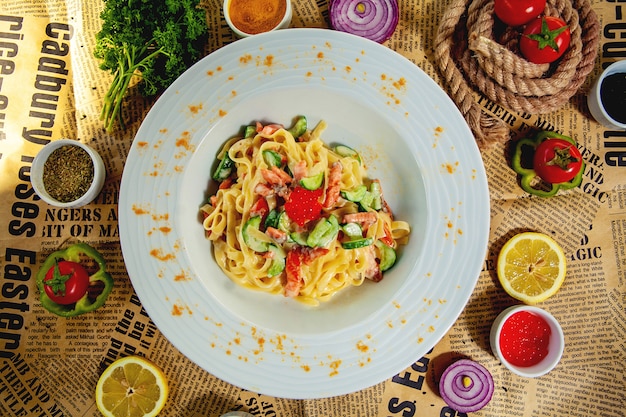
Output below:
[224,0,292,37]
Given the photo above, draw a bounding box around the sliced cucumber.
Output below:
[287,116,307,138]
[375,240,397,271]
[244,125,256,138]
[306,215,340,248]
[267,244,286,276]
[341,237,374,249]
[359,191,375,211]
[263,150,283,168]
[341,185,367,202]
[264,209,280,229]
[242,216,269,252]
[212,152,234,181]
[342,222,363,238]
[369,181,382,210]
[290,232,308,246]
[334,145,361,164]
[307,219,332,247]
[300,172,324,190]
[277,210,291,232]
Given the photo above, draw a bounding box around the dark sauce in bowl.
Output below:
[600,72,626,124]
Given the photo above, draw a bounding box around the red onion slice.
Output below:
[439,359,494,413]
[328,0,399,43]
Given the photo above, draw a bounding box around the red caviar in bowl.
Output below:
[499,310,551,367]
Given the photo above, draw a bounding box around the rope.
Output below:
[435,0,600,147]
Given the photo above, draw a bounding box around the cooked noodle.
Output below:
[201,119,410,305]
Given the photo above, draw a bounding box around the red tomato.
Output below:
[44,260,90,305]
[494,0,546,26]
[533,138,583,183]
[520,17,571,64]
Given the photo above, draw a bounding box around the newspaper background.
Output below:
[0,0,624,416]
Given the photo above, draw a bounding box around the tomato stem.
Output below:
[546,145,579,170]
[525,18,569,51]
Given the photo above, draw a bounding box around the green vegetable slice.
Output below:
[342,222,363,238]
[369,181,382,210]
[265,209,281,229]
[244,125,257,138]
[263,150,283,168]
[242,216,270,252]
[277,210,291,232]
[306,216,340,248]
[300,172,324,190]
[359,191,375,211]
[213,152,234,181]
[290,232,309,246]
[341,185,367,202]
[267,245,286,277]
[287,116,307,138]
[376,240,397,271]
[341,237,374,249]
[334,145,361,164]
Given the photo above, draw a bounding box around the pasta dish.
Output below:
[200,117,410,305]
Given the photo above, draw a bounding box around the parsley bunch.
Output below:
[94,0,208,132]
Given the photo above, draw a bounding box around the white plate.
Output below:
[119,28,489,399]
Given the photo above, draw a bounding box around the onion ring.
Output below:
[328,0,399,43]
[439,359,494,413]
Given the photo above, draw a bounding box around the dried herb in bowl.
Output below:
[42,145,94,203]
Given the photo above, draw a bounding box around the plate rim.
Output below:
[119,28,490,399]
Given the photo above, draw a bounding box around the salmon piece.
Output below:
[261,166,293,186]
[343,212,377,227]
[292,160,308,183]
[250,197,269,218]
[323,161,342,208]
[364,245,383,282]
[266,226,288,244]
[380,222,395,247]
[300,247,329,265]
[284,249,303,297]
[257,123,283,136]
[254,183,274,197]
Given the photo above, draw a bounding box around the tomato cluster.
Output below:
[494,0,571,64]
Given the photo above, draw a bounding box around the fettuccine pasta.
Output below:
[201,117,410,306]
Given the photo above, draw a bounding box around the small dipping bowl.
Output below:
[224,0,292,38]
[490,305,564,378]
[587,60,626,130]
[31,139,106,208]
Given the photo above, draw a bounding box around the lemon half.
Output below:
[95,355,168,417]
[496,232,566,304]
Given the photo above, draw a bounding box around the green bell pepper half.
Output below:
[511,131,585,197]
[36,242,114,317]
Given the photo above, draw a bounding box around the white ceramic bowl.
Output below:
[490,305,564,378]
[31,139,106,208]
[223,0,292,38]
[587,60,626,130]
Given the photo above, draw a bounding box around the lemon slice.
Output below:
[95,356,168,417]
[497,232,566,304]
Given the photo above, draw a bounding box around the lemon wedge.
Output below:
[95,355,168,417]
[497,232,566,304]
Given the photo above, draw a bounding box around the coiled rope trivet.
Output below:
[435,0,600,148]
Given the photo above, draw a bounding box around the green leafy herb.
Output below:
[94,0,208,131]
[47,259,72,296]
